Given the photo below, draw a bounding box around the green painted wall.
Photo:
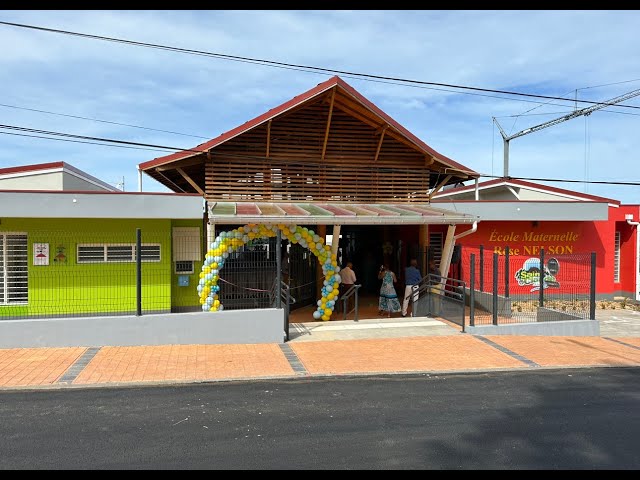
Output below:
[0,217,202,318]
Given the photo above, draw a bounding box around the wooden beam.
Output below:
[156,156,206,172]
[425,156,435,166]
[332,98,381,130]
[434,225,457,307]
[373,125,387,163]
[428,174,453,200]
[155,169,187,193]
[331,225,341,259]
[266,119,271,158]
[176,167,205,195]
[419,224,428,275]
[321,89,336,161]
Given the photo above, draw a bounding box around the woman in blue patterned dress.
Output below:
[378,264,401,317]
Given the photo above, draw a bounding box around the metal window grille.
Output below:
[175,260,194,274]
[77,244,161,263]
[0,233,28,305]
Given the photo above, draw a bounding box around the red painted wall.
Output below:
[450,219,615,295]
[611,205,640,296]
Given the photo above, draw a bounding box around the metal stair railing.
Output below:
[339,284,362,321]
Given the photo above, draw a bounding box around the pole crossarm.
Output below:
[493,87,640,177]
[500,87,640,142]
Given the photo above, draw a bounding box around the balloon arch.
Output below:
[198,223,341,321]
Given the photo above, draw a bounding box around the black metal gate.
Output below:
[412,274,466,331]
[288,242,317,310]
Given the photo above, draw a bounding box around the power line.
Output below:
[0,123,199,154]
[479,174,640,186]
[0,102,210,139]
[2,20,640,111]
[577,78,640,91]
[0,131,175,152]
[496,109,640,118]
[2,122,639,187]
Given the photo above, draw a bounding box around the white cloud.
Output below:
[0,10,638,203]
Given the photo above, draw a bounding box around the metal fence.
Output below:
[1,229,175,320]
[462,246,596,326]
[0,228,293,320]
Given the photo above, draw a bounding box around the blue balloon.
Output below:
[312,311,321,319]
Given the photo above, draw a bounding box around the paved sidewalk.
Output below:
[1,330,639,391]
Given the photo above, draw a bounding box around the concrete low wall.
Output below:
[536,307,583,322]
[466,288,512,317]
[0,309,285,348]
[466,319,600,336]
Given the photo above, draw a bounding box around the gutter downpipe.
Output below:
[474,177,479,201]
[138,168,143,192]
[627,215,640,302]
[453,220,478,241]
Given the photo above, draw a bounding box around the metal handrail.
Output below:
[340,284,362,321]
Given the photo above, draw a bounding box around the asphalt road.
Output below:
[1,367,639,470]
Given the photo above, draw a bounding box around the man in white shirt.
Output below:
[339,262,357,313]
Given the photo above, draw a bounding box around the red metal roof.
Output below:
[0,161,120,192]
[433,177,620,205]
[138,76,478,176]
[0,161,65,176]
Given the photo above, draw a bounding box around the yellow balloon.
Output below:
[321,315,329,321]
[325,308,332,315]
[213,299,220,307]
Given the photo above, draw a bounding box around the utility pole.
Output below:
[113,176,125,191]
[493,87,640,177]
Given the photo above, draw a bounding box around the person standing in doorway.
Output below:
[339,261,357,312]
[402,258,422,317]
[428,259,442,285]
[378,264,401,318]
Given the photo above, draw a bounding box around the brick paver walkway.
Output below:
[2,335,640,391]
[486,336,640,367]
[72,344,294,385]
[290,336,527,375]
[0,347,86,387]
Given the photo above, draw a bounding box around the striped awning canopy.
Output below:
[208,202,478,225]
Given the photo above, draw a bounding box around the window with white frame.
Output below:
[0,233,28,305]
[77,244,161,263]
[614,231,621,283]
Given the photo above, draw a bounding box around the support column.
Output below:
[316,225,327,299]
[439,224,457,282]
[206,222,215,248]
[419,224,428,274]
[331,225,341,259]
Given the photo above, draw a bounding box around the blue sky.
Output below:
[0,10,639,203]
